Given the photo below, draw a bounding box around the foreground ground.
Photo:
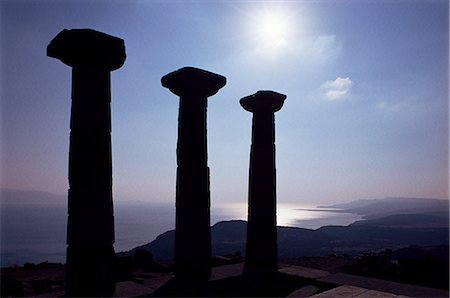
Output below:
[1,256,448,297]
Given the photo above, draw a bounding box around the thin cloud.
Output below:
[310,35,342,62]
[376,100,409,112]
[321,77,353,101]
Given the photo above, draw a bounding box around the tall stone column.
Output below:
[161,67,226,281]
[47,29,126,296]
[240,90,286,276]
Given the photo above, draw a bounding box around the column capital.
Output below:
[161,67,226,98]
[47,29,126,71]
[240,90,286,113]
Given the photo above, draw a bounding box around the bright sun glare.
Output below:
[257,14,289,46]
[248,6,298,54]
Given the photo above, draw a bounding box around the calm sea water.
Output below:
[0,202,362,267]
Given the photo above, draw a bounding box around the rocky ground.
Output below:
[1,262,65,297]
[1,255,448,297]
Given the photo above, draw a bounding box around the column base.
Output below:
[66,245,116,297]
[174,258,211,282]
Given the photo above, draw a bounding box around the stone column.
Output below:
[47,29,126,296]
[240,90,286,276]
[161,67,226,281]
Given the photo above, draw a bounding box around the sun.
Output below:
[238,3,305,57]
[256,14,289,46]
[247,6,298,54]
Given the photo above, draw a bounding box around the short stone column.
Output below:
[47,29,126,296]
[161,67,226,281]
[240,90,286,276]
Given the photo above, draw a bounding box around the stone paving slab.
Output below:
[113,280,155,297]
[210,262,244,281]
[318,273,449,297]
[110,263,447,297]
[312,285,368,297]
[287,285,320,297]
[141,274,173,291]
[279,265,331,279]
[356,289,399,297]
[34,290,66,297]
[311,285,402,297]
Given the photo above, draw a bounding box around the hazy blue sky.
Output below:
[1,0,448,206]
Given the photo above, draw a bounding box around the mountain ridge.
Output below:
[119,215,449,261]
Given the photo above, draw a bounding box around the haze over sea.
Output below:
[0,202,361,267]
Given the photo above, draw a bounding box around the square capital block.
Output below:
[47,28,126,71]
[162,67,226,97]
[240,90,286,113]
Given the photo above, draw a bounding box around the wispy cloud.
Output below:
[309,35,342,62]
[376,100,409,112]
[321,77,353,101]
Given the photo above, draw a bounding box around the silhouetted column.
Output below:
[161,67,226,281]
[241,90,286,276]
[47,29,125,296]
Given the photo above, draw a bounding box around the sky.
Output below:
[1,0,448,207]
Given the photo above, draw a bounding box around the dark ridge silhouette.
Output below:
[240,91,286,276]
[47,28,125,297]
[161,67,226,281]
[120,218,448,261]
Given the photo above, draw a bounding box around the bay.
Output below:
[0,202,362,267]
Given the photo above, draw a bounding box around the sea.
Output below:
[0,202,362,267]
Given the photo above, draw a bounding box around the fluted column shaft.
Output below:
[68,67,113,247]
[47,29,125,296]
[162,67,226,281]
[66,66,116,296]
[246,111,277,273]
[241,91,286,276]
[176,95,211,280]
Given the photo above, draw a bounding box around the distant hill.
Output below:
[120,197,450,261]
[351,214,449,228]
[319,197,449,219]
[0,188,66,205]
[120,216,449,261]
